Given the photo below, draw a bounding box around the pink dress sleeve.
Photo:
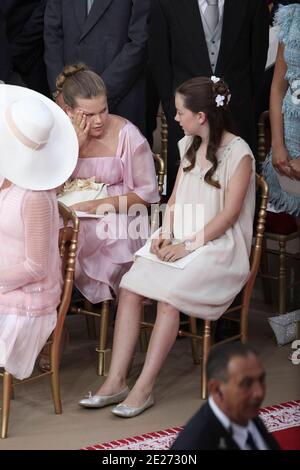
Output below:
[0,191,54,294]
[122,126,160,203]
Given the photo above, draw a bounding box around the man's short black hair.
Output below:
[206,342,258,382]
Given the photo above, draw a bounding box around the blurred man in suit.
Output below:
[149,0,269,195]
[0,3,10,82]
[44,0,150,131]
[172,342,280,450]
[5,0,49,95]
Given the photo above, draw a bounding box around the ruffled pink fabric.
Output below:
[0,185,62,316]
[71,121,159,303]
[0,181,62,379]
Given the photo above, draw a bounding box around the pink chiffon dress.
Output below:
[71,121,159,304]
[0,180,62,379]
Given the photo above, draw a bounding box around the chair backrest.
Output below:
[51,203,79,360]
[250,175,269,279]
[240,174,268,320]
[258,110,271,166]
[149,152,166,234]
[160,110,168,167]
[153,152,165,197]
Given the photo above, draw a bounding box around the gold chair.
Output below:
[70,151,166,376]
[257,111,300,314]
[0,202,79,438]
[141,174,268,399]
[159,110,168,169]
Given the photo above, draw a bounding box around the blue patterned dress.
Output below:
[263,4,300,216]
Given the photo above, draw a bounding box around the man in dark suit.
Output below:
[44,0,150,131]
[149,0,269,195]
[171,342,280,450]
[5,0,49,95]
[0,3,11,82]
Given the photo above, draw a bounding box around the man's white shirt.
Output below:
[208,396,269,450]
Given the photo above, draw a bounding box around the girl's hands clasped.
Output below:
[150,232,172,256]
[156,242,188,263]
[150,230,191,262]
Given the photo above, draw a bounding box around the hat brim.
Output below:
[0,85,78,191]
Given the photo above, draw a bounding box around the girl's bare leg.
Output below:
[121,301,180,407]
[95,288,144,395]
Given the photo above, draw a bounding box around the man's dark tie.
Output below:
[246,431,259,450]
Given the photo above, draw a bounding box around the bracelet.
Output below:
[183,239,196,252]
[160,230,173,237]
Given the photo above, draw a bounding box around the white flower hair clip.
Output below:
[211,75,220,84]
[215,94,225,107]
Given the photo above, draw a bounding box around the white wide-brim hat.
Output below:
[0,84,78,191]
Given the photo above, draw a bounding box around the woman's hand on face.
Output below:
[72,110,90,149]
[150,234,172,255]
[272,146,291,176]
[288,159,300,180]
[156,242,188,263]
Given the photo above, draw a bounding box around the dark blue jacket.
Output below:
[44,0,150,129]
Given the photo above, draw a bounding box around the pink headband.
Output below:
[5,105,47,151]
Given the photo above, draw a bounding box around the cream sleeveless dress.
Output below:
[120,136,256,320]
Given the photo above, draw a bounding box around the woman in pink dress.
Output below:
[0,84,78,379]
[55,64,159,304]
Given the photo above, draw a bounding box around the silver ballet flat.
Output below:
[78,387,129,408]
[111,394,154,418]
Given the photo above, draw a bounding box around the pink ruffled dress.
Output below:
[71,121,159,303]
[0,180,62,379]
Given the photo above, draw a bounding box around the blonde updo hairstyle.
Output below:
[56,63,107,108]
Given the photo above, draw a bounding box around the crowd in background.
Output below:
[0,1,276,163]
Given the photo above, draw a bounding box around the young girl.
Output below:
[79,76,256,416]
[0,84,78,379]
[55,64,159,304]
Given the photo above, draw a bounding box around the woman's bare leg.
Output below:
[95,288,144,395]
[121,301,180,407]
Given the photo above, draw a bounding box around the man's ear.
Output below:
[208,378,219,394]
[209,379,224,400]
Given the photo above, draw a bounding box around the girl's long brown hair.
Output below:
[176,77,236,188]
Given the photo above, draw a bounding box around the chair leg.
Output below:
[1,371,12,439]
[140,305,149,353]
[50,371,62,415]
[97,300,111,376]
[201,320,211,400]
[50,355,62,414]
[50,329,64,414]
[240,306,249,343]
[260,239,273,304]
[278,240,287,315]
[189,316,200,364]
[83,299,97,340]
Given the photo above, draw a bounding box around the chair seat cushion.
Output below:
[266,211,297,235]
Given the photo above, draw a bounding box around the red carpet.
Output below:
[83,400,300,450]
